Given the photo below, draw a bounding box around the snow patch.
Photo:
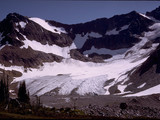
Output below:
[137,83,146,89]
[83,46,128,56]
[117,74,129,85]
[89,32,102,38]
[0,45,8,51]
[9,90,15,93]
[9,90,16,96]
[125,84,160,97]
[16,37,19,40]
[15,23,19,26]
[19,21,26,28]
[124,25,159,60]
[9,60,13,63]
[139,13,151,20]
[20,35,76,58]
[15,28,19,32]
[117,85,132,94]
[106,25,129,35]
[29,17,66,34]
[145,23,160,40]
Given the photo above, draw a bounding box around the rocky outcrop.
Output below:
[146,6,160,21]
[0,6,158,68]
[0,13,73,47]
[69,11,153,54]
[139,44,160,75]
[81,34,140,52]
[0,45,63,68]
[70,49,104,63]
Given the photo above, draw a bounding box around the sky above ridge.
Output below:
[0,0,160,24]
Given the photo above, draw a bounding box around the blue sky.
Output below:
[0,0,160,24]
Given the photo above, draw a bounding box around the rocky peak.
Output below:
[146,6,160,21]
[0,13,28,34]
[68,10,153,39]
[6,12,28,23]
[0,13,31,47]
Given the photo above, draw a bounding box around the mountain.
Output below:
[0,6,160,97]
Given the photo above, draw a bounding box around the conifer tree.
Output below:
[0,71,9,103]
[18,81,30,103]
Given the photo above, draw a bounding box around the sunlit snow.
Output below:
[29,17,66,34]
[19,21,26,28]
[20,35,76,58]
[137,83,146,89]
[139,13,151,20]
[7,57,147,96]
[0,23,160,96]
[15,22,27,28]
[125,84,160,97]
[145,23,160,40]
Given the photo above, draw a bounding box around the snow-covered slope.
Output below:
[29,17,66,34]
[0,8,160,97]
[20,35,76,58]
[1,22,157,96]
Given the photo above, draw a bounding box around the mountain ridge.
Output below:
[0,6,160,97]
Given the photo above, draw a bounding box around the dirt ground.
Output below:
[30,94,160,119]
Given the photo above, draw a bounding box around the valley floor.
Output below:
[31,94,160,119]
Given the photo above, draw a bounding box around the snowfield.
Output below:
[125,84,160,97]
[1,22,160,97]
[29,17,67,34]
[20,35,76,58]
[4,57,147,96]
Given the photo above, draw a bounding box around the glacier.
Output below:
[1,22,160,97]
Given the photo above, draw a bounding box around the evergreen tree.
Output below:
[0,71,9,103]
[0,79,5,102]
[18,81,30,103]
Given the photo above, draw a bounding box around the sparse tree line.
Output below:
[0,71,30,105]
[0,71,157,119]
[0,71,85,119]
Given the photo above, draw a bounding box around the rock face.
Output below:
[0,10,154,68]
[146,6,160,21]
[124,44,160,94]
[1,6,160,98]
[70,11,153,52]
[0,46,62,68]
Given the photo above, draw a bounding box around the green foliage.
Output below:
[18,81,30,103]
